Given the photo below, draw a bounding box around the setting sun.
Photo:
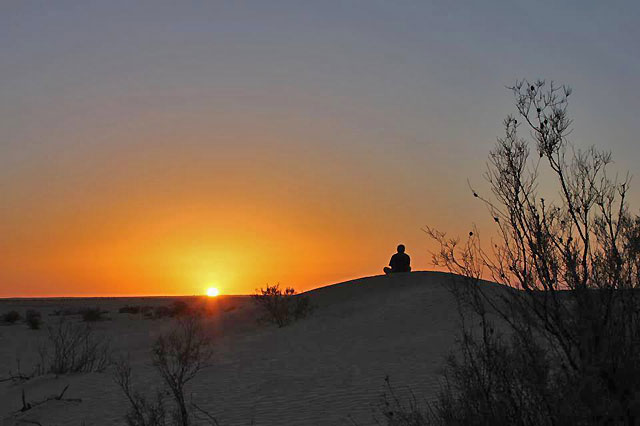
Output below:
[206,287,220,297]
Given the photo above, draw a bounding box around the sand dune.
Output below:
[1,271,467,425]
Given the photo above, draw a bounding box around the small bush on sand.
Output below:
[50,308,81,316]
[81,307,106,322]
[38,318,111,374]
[153,316,213,425]
[253,284,313,327]
[2,310,21,324]
[120,305,154,315]
[25,310,42,330]
[120,305,141,314]
[377,376,431,426]
[115,316,215,426]
[151,301,194,319]
[170,301,190,316]
[154,306,173,319]
[115,358,168,426]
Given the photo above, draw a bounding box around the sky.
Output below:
[1,1,639,297]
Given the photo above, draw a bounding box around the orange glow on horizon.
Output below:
[0,97,487,299]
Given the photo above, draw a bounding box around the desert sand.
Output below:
[1,271,468,425]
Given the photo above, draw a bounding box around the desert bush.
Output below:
[115,316,215,426]
[25,309,42,330]
[120,305,142,314]
[151,302,195,319]
[2,310,21,324]
[292,294,312,320]
[115,358,168,426]
[120,305,154,315]
[377,376,432,426]
[81,307,106,322]
[419,80,640,425]
[38,318,111,374]
[154,306,173,319]
[170,301,190,316]
[253,284,313,327]
[50,308,81,316]
[153,316,213,425]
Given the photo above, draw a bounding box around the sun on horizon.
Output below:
[206,287,220,297]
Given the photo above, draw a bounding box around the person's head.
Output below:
[397,244,405,253]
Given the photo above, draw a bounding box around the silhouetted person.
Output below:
[384,244,411,274]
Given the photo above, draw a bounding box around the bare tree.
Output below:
[423,80,640,425]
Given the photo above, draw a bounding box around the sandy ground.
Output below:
[0,271,470,425]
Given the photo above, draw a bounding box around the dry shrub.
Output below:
[2,310,21,324]
[120,305,142,314]
[416,80,640,425]
[154,306,173,319]
[377,376,431,426]
[51,308,81,317]
[38,318,111,374]
[153,316,213,425]
[116,316,216,426]
[25,309,42,330]
[253,284,313,327]
[120,305,154,315]
[152,301,193,319]
[169,301,190,316]
[81,307,107,322]
[115,358,168,426]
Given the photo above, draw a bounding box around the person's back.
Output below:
[384,244,411,274]
[389,251,411,272]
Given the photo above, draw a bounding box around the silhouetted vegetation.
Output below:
[25,309,42,330]
[38,318,111,374]
[170,301,190,316]
[119,305,154,315]
[253,284,313,327]
[81,307,107,322]
[150,301,195,319]
[50,308,82,317]
[415,80,640,425]
[48,306,109,321]
[115,359,168,426]
[118,301,214,321]
[377,376,431,426]
[153,317,213,425]
[115,316,215,426]
[153,305,173,319]
[18,384,82,414]
[2,310,21,324]
[119,305,140,314]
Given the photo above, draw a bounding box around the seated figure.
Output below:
[384,244,411,274]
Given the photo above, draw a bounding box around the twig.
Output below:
[17,385,81,414]
[190,401,220,426]
[55,384,69,400]
[0,373,30,383]
[21,389,31,411]
[17,420,43,426]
